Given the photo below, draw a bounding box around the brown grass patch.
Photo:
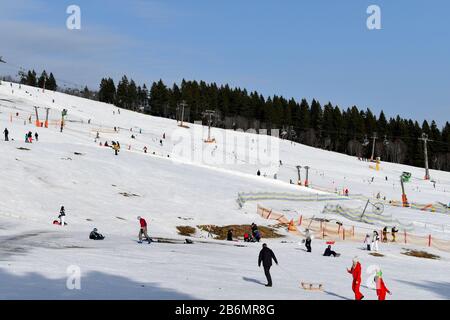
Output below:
[402,249,440,260]
[369,252,384,257]
[197,224,283,240]
[176,226,196,236]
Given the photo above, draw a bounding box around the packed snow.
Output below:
[0,81,449,300]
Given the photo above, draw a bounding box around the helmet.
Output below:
[93,228,98,232]
[137,216,141,220]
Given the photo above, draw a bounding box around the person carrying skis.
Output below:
[374,270,391,300]
[3,128,9,141]
[58,206,66,226]
[347,257,364,300]
[258,243,278,287]
[89,228,105,240]
[137,216,151,243]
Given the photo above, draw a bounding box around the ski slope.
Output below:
[0,81,449,300]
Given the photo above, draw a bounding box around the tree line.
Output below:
[19,69,57,91]
[96,76,450,172]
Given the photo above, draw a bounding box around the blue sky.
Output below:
[1,0,449,126]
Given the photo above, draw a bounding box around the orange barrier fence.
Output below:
[257,204,450,252]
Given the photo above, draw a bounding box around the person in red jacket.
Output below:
[347,257,364,300]
[375,270,391,300]
[137,216,151,243]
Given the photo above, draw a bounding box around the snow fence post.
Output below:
[322,223,326,239]
[352,226,355,237]
[428,235,432,247]
[298,215,302,226]
[404,231,407,244]
[343,228,345,241]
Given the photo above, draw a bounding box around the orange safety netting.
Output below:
[256,204,450,252]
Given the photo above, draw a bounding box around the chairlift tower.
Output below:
[203,109,216,143]
[419,133,433,180]
[370,132,378,161]
[177,101,189,128]
[296,166,302,186]
[304,166,310,187]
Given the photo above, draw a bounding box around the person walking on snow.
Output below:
[347,257,364,300]
[258,243,278,287]
[137,216,151,243]
[374,270,392,300]
[304,229,312,252]
[34,132,39,141]
[3,128,9,141]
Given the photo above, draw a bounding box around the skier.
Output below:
[371,231,380,252]
[137,216,151,244]
[374,270,391,300]
[3,128,9,141]
[227,229,233,241]
[34,132,39,142]
[305,229,312,252]
[58,206,66,226]
[258,243,278,287]
[347,257,364,300]
[323,245,338,257]
[27,131,33,143]
[89,228,105,240]
[143,146,148,154]
[257,170,261,176]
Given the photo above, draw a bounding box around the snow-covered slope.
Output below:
[0,82,449,300]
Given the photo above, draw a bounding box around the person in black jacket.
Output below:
[89,228,105,240]
[3,128,9,141]
[227,229,233,241]
[323,245,338,257]
[258,243,278,287]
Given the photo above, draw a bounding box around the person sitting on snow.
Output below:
[323,245,338,257]
[89,228,105,240]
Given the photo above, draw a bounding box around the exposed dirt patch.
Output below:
[198,224,283,240]
[116,216,126,220]
[17,147,30,151]
[402,249,440,260]
[119,192,140,197]
[369,252,385,257]
[74,152,84,156]
[176,226,196,236]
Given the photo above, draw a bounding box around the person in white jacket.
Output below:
[371,231,380,252]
